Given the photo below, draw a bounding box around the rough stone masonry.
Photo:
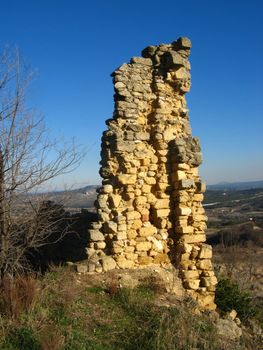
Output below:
[87,37,217,309]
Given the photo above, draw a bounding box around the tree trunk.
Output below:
[0,149,6,278]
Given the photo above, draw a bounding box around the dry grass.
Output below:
[0,275,38,319]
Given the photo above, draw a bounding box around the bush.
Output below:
[215,278,259,322]
[3,327,40,350]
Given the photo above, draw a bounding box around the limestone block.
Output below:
[138,226,157,237]
[163,127,178,141]
[172,170,187,181]
[153,253,170,264]
[152,238,164,251]
[144,177,156,185]
[136,241,152,251]
[135,132,150,140]
[197,294,216,311]
[114,81,126,89]
[180,234,206,244]
[194,194,204,202]
[198,244,213,259]
[89,230,105,241]
[102,184,113,193]
[125,252,138,261]
[182,270,199,279]
[173,67,190,80]
[126,211,141,221]
[193,214,207,222]
[177,243,192,254]
[116,257,135,269]
[131,57,153,66]
[94,241,106,249]
[149,250,158,257]
[116,231,127,240]
[127,230,138,240]
[180,179,195,189]
[162,51,185,68]
[183,279,200,290]
[154,208,170,218]
[112,240,124,248]
[176,226,194,234]
[109,194,122,208]
[101,256,117,271]
[141,213,149,222]
[154,198,170,209]
[177,37,192,49]
[180,253,190,261]
[176,217,188,226]
[177,163,190,171]
[176,205,192,216]
[104,221,118,234]
[138,256,153,265]
[141,184,151,193]
[118,223,127,231]
[196,259,213,270]
[149,164,158,171]
[118,174,137,185]
[131,219,143,230]
[97,194,108,208]
[200,276,217,287]
[134,189,142,196]
[156,183,169,191]
[99,212,110,222]
[125,246,135,252]
[134,196,147,207]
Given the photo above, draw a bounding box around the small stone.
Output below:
[216,319,242,340]
[178,37,192,49]
[136,241,152,251]
[101,256,117,271]
[89,230,105,241]
[199,244,213,259]
[102,184,113,193]
[131,57,152,66]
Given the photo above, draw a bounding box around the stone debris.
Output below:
[87,37,217,310]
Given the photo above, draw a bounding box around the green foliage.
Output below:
[3,327,40,350]
[215,278,259,322]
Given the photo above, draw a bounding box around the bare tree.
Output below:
[0,47,81,278]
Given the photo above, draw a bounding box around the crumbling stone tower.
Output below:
[87,37,217,309]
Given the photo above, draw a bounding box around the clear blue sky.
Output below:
[1,0,262,188]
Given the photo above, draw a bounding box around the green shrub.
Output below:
[215,278,259,322]
[3,327,40,350]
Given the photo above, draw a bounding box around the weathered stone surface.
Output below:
[86,37,216,310]
[89,230,105,241]
[117,174,137,185]
[138,226,157,237]
[216,319,242,340]
[101,256,117,271]
[199,244,213,259]
[136,242,152,251]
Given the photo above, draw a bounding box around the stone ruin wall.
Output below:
[87,37,217,309]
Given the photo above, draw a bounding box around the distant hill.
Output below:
[207,180,263,191]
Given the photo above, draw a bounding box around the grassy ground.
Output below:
[0,266,261,350]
